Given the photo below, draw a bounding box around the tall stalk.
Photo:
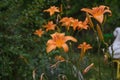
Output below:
[94,31,102,80]
[69,42,84,80]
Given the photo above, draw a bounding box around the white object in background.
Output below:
[109,27,120,59]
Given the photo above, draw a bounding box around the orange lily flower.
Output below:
[78,42,92,59]
[81,5,112,23]
[46,32,77,53]
[44,6,60,16]
[71,19,79,30]
[44,21,56,31]
[60,17,74,30]
[77,18,89,30]
[34,29,44,37]
[78,42,92,53]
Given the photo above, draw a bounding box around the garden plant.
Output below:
[0,0,120,80]
[34,3,112,80]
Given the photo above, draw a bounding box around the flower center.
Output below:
[56,39,64,48]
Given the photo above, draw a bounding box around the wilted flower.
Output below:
[55,55,65,62]
[51,55,65,68]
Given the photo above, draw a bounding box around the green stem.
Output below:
[111,45,115,80]
[98,40,101,80]
[68,42,84,80]
[95,31,101,80]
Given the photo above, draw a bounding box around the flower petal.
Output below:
[47,39,55,45]
[51,32,65,39]
[64,36,77,42]
[94,15,103,23]
[46,44,57,53]
[104,10,112,16]
[81,8,93,15]
[62,43,69,52]
[46,39,56,53]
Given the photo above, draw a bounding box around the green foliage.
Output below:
[0,0,47,80]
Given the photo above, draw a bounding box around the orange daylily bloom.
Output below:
[77,18,89,30]
[71,19,79,30]
[78,42,92,53]
[34,29,44,37]
[78,42,92,59]
[44,6,60,16]
[46,32,77,53]
[44,21,56,31]
[81,5,112,23]
[60,17,74,30]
